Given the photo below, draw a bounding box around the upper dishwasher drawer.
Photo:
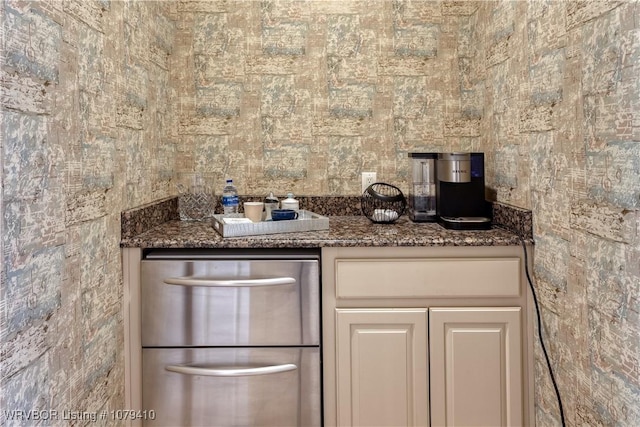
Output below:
[141,259,320,347]
[335,257,521,299]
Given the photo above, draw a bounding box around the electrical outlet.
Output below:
[361,172,377,193]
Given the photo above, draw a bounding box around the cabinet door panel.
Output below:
[430,307,522,427]
[336,309,428,427]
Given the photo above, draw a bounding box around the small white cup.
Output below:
[243,202,264,222]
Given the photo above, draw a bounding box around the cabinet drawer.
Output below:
[141,259,319,346]
[143,347,320,427]
[335,257,520,299]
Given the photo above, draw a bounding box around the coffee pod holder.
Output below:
[361,183,407,224]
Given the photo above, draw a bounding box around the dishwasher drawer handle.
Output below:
[165,363,298,377]
[163,276,296,287]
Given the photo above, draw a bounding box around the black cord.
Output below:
[519,236,567,427]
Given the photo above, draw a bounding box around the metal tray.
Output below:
[212,210,329,238]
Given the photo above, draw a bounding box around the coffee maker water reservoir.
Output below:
[408,153,438,222]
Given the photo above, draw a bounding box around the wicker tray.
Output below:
[212,210,329,238]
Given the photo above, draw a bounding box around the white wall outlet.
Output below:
[361,172,377,193]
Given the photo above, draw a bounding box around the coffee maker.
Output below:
[436,152,492,230]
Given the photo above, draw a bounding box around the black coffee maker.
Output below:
[436,152,492,230]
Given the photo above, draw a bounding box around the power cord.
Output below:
[519,235,567,427]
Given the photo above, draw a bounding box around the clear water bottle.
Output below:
[222,179,239,215]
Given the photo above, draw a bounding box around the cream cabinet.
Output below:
[429,307,522,427]
[335,309,429,427]
[322,246,534,427]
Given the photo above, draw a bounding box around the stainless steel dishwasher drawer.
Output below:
[141,258,320,347]
[142,347,321,427]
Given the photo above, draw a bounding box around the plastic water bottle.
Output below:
[222,179,239,215]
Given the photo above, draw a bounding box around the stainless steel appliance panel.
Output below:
[142,347,321,427]
[141,259,319,347]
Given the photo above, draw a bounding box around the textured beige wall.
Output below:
[468,1,640,425]
[2,0,175,420]
[170,1,482,196]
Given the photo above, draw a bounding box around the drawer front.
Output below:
[335,257,520,299]
[142,347,320,427]
[141,259,319,346]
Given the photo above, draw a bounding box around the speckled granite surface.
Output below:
[121,215,527,248]
[121,197,178,240]
[121,197,532,248]
[492,202,533,240]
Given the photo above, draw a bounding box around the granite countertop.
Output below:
[121,215,526,248]
[121,197,532,249]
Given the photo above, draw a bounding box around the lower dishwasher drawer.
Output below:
[142,347,321,427]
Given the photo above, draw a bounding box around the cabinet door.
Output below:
[335,309,429,427]
[429,307,522,427]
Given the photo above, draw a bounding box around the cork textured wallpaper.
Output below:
[465,1,640,425]
[1,0,639,426]
[2,0,175,423]
[169,0,481,196]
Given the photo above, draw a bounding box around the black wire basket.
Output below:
[361,183,407,224]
